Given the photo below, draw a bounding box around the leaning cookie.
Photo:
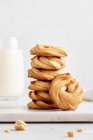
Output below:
[28,68,64,80]
[31,56,66,70]
[28,80,50,92]
[27,100,58,109]
[49,73,83,110]
[30,44,67,57]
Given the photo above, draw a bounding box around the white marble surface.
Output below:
[0,96,93,139]
[0,96,93,122]
[0,123,93,140]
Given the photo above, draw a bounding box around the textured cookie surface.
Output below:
[28,80,50,92]
[31,56,65,70]
[28,68,64,80]
[27,100,58,109]
[29,91,51,101]
[49,73,83,110]
[30,44,67,57]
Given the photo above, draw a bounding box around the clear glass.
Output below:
[0,37,24,100]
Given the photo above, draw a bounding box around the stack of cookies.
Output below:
[27,44,67,109]
[27,44,83,110]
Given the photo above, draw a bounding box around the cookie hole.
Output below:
[65,87,69,92]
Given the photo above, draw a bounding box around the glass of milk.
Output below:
[0,37,24,100]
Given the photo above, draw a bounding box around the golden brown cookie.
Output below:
[28,80,50,92]
[27,100,58,109]
[29,91,51,101]
[28,68,64,80]
[30,44,67,57]
[31,56,65,70]
[49,73,83,110]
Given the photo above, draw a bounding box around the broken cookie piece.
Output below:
[77,128,84,132]
[14,120,27,131]
[4,129,9,133]
[67,130,75,137]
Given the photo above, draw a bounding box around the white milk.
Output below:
[0,37,24,99]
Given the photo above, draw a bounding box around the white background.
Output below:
[0,1,93,139]
[0,0,93,91]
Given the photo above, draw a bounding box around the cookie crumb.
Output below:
[67,130,75,137]
[77,128,84,132]
[14,120,27,131]
[4,129,9,133]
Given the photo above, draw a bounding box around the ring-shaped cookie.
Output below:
[31,56,65,70]
[30,44,67,57]
[49,73,83,110]
[28,68,64,80]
